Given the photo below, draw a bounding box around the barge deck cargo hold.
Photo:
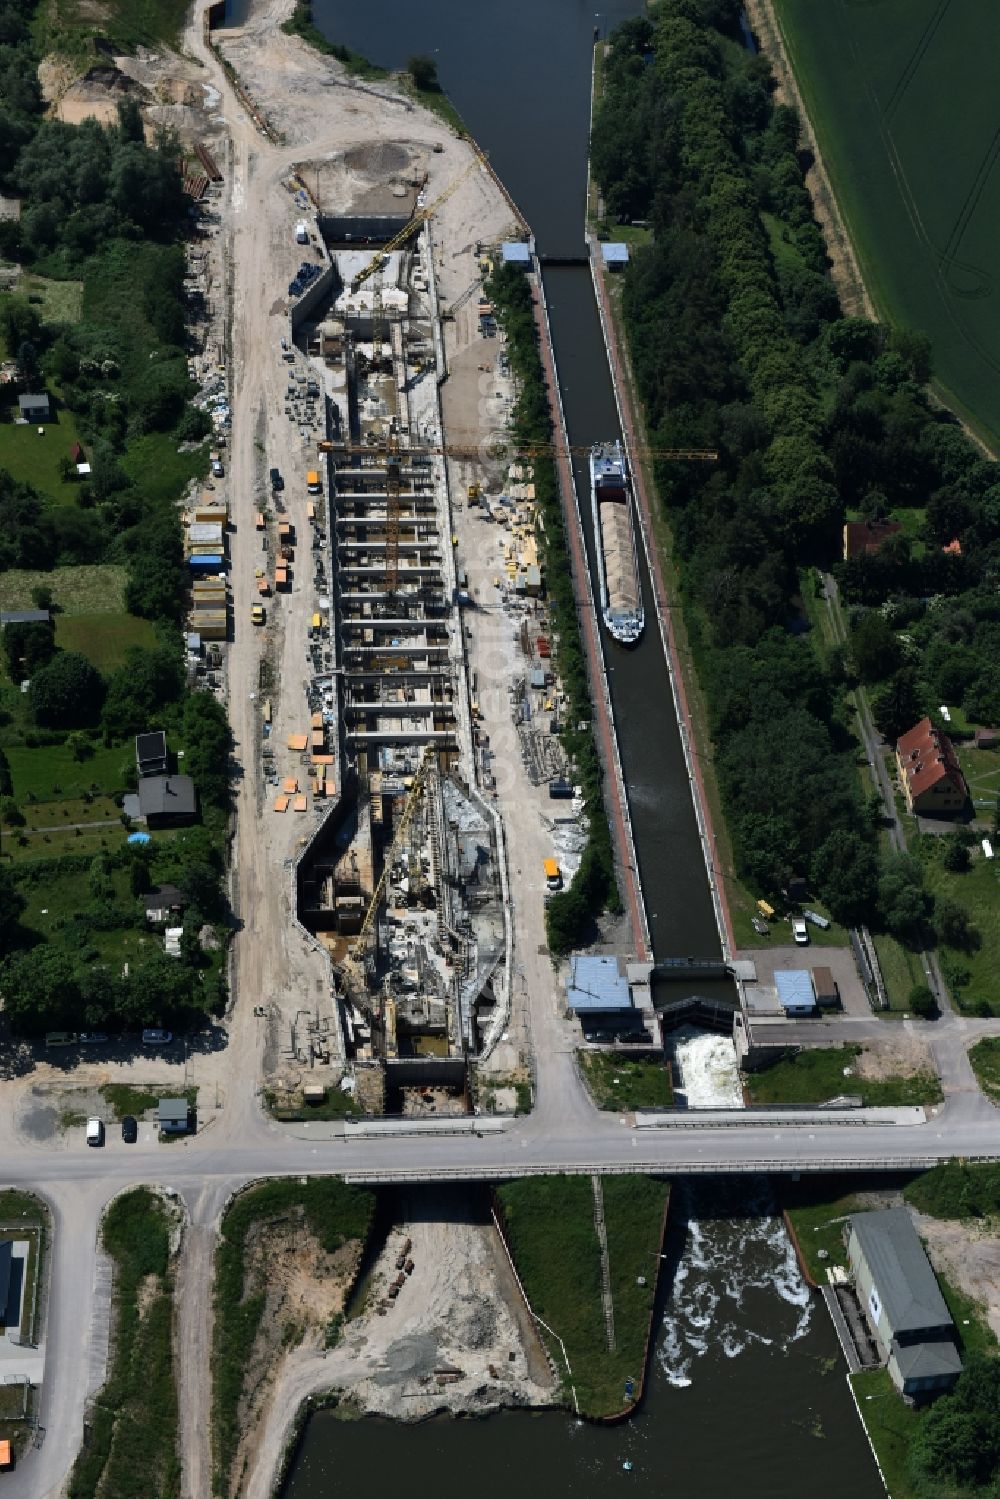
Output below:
[589,440,643,646]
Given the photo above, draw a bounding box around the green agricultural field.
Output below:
[775,0,1000,449]
[55,612,157,672]
[0,395,85,504]
[0,564,128,614]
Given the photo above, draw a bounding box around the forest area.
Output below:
[590,0,1000,1003]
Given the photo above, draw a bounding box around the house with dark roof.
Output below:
[137,775,197,828]
[895,717,968,817]
[843,519,902,560]
[848,1209,961,1397]
[135,730,168,778]
[18,392,50,422]
[143,884,185,924]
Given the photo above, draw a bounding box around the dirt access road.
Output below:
[170,3,536,1492]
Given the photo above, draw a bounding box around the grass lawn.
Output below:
[55,612,157,671]
[922,857,1000,1014]
[5,741,131,801]
[19,793,120,827]
[871,931,924,1012]
[850,1368,920,1499]
[783,1187,860,1281]
[746,1045,942,1108]
[606,222,652,247]
[578,1050,673,1110]
[0,396,85,504]
[3,822,130,863]
[497,1175,669,1416]
[120,432,207,507]
[968,1038,1000,1104]
[21,271,84,325]
[0,563,128,614]
[955,742,1000,814]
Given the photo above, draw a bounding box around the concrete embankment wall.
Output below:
[531,259,651,963]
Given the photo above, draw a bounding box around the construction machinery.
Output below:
[338,747,436,1009]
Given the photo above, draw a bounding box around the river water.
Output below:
[277,4,881,1494]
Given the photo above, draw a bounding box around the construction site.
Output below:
[268,156,529,1117]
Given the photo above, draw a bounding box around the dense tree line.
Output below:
[592,0,999,920]
[486,263,619,954]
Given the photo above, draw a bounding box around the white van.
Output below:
[86,1118,105,1147]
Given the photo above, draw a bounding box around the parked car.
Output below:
[791,918,809,946]
[121,1116,138,1144]
[86,1118,104,1147]
[211,459,225,478]
[141,1028,173,1047]
[78,1031,109,1046]
[269,467,284,491]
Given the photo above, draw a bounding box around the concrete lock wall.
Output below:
[319,215,410,244]
[386,1057,467,1089]
[290,262,336,334]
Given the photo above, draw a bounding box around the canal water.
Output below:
[277,4,881,1495]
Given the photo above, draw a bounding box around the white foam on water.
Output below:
[657,1196,814,1390]
[672,1028,743,1109]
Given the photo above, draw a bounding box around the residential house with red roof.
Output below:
[895,717,968,816]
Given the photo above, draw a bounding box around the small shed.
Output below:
[601,242,630,270]
[144,884,184,924]
[157,1098,189,1135]
[975,727,999,750]
[18,391,50,421]
[136,730,168,777]
[1,608,50,627]
[774,969,815,1016]
[501,241,531,268]
[811,966,839,1007]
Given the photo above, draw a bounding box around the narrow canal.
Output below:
[272,8,883,1497]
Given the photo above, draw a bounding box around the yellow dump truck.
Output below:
[543,858,562,892]
[306,469,322,494]
[251,604,266,626]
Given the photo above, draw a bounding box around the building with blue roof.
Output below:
[601,242,630,270]
[501,241,531,268]
[567,955,633,1014]
[774,969,815,1015]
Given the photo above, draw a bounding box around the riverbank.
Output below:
[244,1187,557,1499]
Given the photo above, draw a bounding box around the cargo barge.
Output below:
[589,440,643,646]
